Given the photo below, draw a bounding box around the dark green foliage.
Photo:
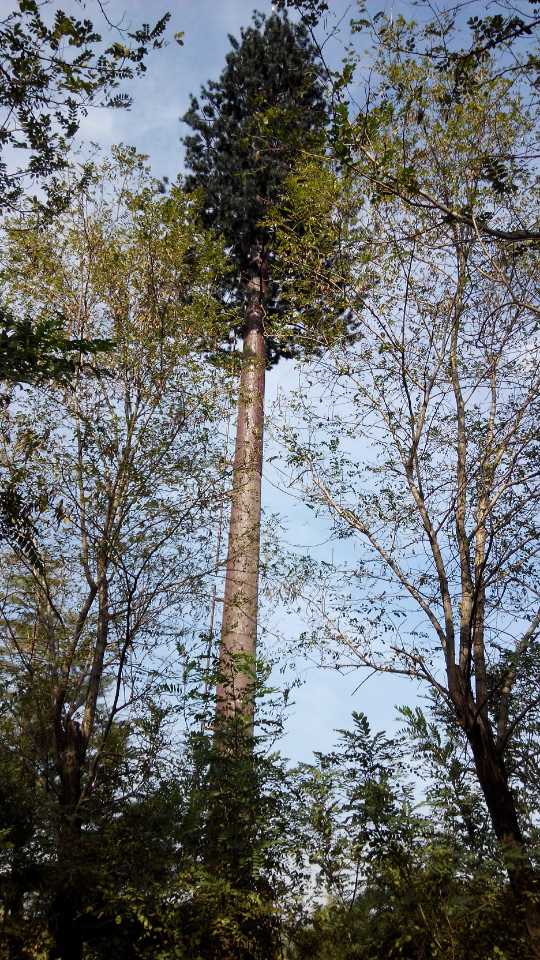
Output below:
[291,709,533,960]
[0,482,44,573]
[291,869,528,960]
[273,0,330,28]
[172,727,290,960]
[183,12,357,367]
[0,677,301,960]
[183,12,331,367]
[0,708,185,957]
[170,660,308,959]
[1,675,538,958]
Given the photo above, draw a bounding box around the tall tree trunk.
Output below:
[466,714,540,957]
[48,719,86,960]
[216,257,267,726]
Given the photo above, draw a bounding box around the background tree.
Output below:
[0,150,230,960]
[0,1,174,400]
[291,706,531,960]
[271,31,540,957]
[0,1,171,217]
[324,2,540,244]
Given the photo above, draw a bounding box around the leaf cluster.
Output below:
[0,1,170,216]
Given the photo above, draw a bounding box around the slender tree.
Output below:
[0,151,229,960]
[274,37,540,954]
[183,11,328,724]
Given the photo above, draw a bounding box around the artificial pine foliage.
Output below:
[182,11,328,363]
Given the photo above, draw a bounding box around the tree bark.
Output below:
[48,880,83,960]
[465,713,540,957]
[216,257,267,726]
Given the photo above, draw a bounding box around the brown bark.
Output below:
[464,709,540,957]
[216,258,267,726]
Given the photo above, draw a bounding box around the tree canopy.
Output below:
[183,12,326,274]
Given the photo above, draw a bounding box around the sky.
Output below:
[6,0,421,761]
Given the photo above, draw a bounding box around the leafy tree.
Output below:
[0,657,311,960]
[0,2,175,398]
[291,709,531,959]
[272,35,540,957]
[0,310,111,393]
[274,0,329,28]
[325,4,540,243]
[0,151,230,960]
[0,1,171,217]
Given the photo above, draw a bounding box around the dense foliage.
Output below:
[0,1,173,423]
[183,11,338,364]
[183,12,326,275]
